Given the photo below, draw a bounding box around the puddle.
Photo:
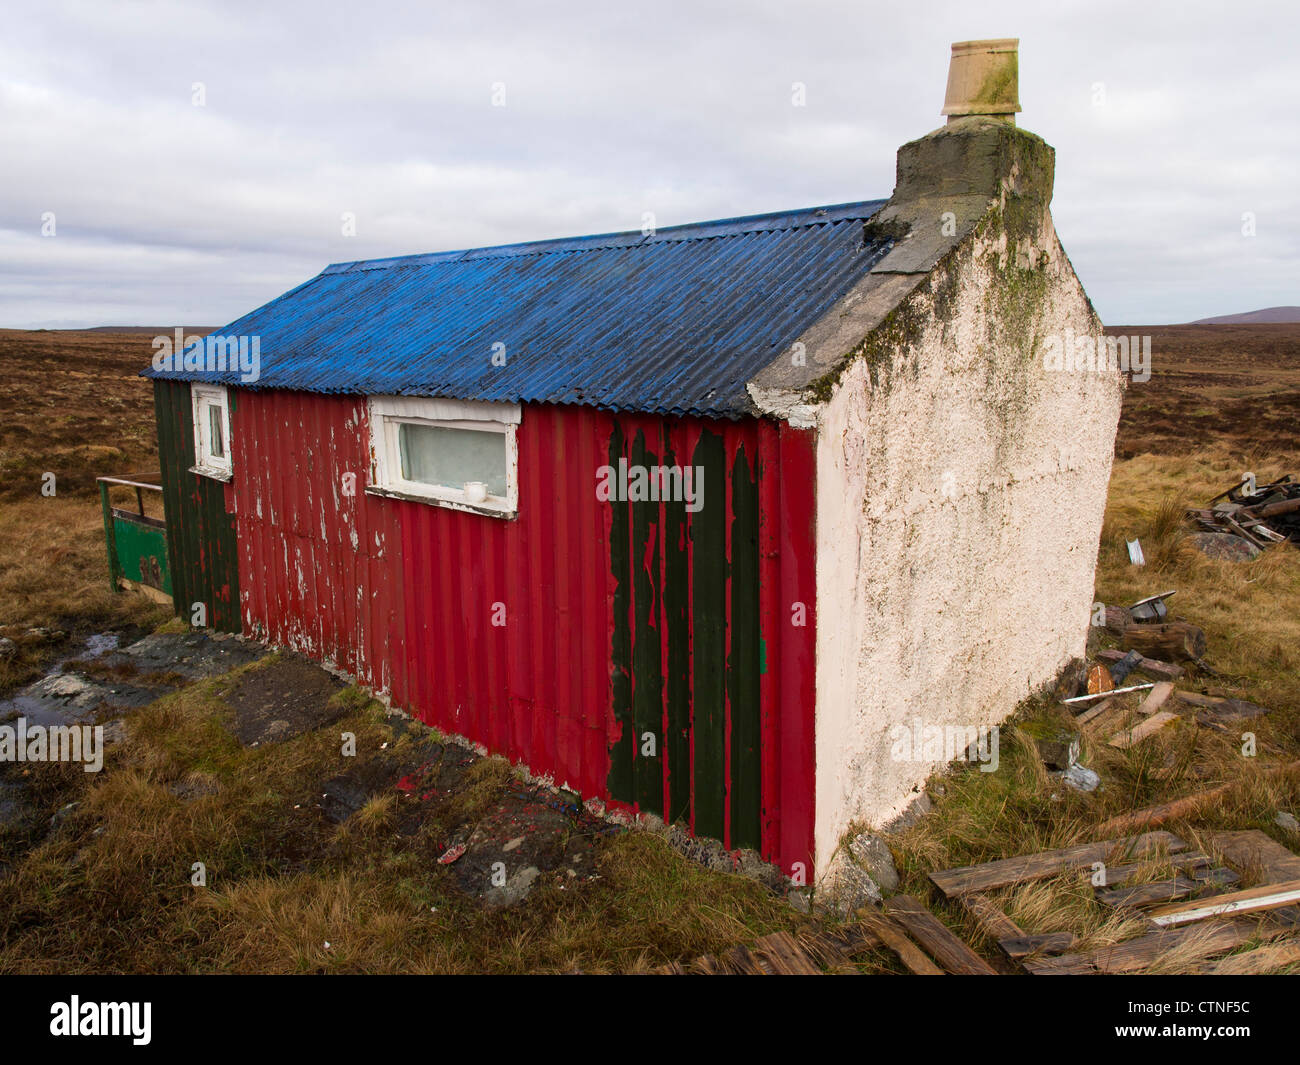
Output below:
[0,630,265,730]
[75,633,121,660]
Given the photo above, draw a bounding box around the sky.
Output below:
[2,0,1297,328]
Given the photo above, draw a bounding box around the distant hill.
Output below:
[81,326,218,334]
[1191,307,1300,325]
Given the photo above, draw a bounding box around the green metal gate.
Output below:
[97,474,172,603]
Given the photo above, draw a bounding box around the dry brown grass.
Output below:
[5,325,1299,973]
[0,328,163,504]
[892,432,1300,972]
[0,497,167,693]
[0,670,817,974]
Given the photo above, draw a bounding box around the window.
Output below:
[367,396,519,516]
[191,384,232,480]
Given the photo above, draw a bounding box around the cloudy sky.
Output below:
[2,0,1296,328]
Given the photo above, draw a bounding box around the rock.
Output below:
[24,627,67,642]
[1021,721,1081,770]
[483,865,541,908]
[49,801,80,830]
[883,791,932,833]
[815,853,882,917]
[1036,732,1081,771]
[1057,764,1101,792]
[263,719,292,741]
[0,637,16,662]
[787,887,812,913]
[1188,532,1262,563]
[847,831,900,892]
[1275,811,1299,834]
[736,848,787,892]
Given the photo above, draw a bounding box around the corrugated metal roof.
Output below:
[145,199,892,418]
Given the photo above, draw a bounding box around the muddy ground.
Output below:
[0,632,629,908]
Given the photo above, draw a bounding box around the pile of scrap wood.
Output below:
[929,829,1300,974]
[649,898,1000,975]
[648,923,884,975]
[1062,659,1274,753]
[1059,589,1277,751]
[656,830,1300,974]
[1187,474,1300,548]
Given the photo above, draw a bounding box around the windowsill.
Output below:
[189,464,233,483]
[364,484,516,520]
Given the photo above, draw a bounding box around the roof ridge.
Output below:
[323,199,886,275]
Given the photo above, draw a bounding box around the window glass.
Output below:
[398,423,507,496]
[207,403,226,459]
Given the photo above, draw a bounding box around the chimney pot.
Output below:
[941,38,1021,124]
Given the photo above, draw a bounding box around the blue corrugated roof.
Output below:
[145,200,892,418]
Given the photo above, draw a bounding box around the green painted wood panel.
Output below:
[629,429,664,815]
[727,443,761,850]
[111,516,172,595]
[153,380,241,632]
[689,429,727,842]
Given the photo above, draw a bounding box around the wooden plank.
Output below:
[883,895,998,975]
[1099,852,1211,887]
[1194,867,1241,889]
[1096,875,1201,909]
[962,893,1025,941]
[1096,787,1300,846]
[1025,918,1293,975]
[1147,878,1300,927]
[1176,691,1271,723]
[1189,940,1300,975]
[929,831,1187,898]
[1109,710,1179,749]
[751,931,822,976]
[1121,621,1207,663]
[857,909,945,975]
[1074,696,1117,726]
[1022,953,1097,975]
[720,944,769,974]
[1084,702,1132,738]
[1136,681,1175,715]
[998,932,1078,959]
[1205,828,1300,884]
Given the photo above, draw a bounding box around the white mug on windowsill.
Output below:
[464,481,488,504]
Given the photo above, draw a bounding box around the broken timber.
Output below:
[882,895,997,974]
[1147,878,1300,927]
[1108,709,1179,749]
[1094,764,1300,837]
[929,832,1186,899]
[1023,915,1298,975]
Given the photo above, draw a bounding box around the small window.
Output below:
[367,396,519,516]
[191,384,232,480]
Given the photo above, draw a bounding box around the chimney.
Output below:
[862,38,1052,270]
[941,39,1021,125]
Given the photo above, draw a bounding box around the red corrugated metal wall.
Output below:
[231,390,817,876]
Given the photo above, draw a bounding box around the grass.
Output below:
[0,668,821,973]
[0,497,168,694]
[884,440,1300,972]
[4,325,1300,973]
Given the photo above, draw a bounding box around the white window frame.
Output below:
[190,384,233,481]
[366,395,520,518]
